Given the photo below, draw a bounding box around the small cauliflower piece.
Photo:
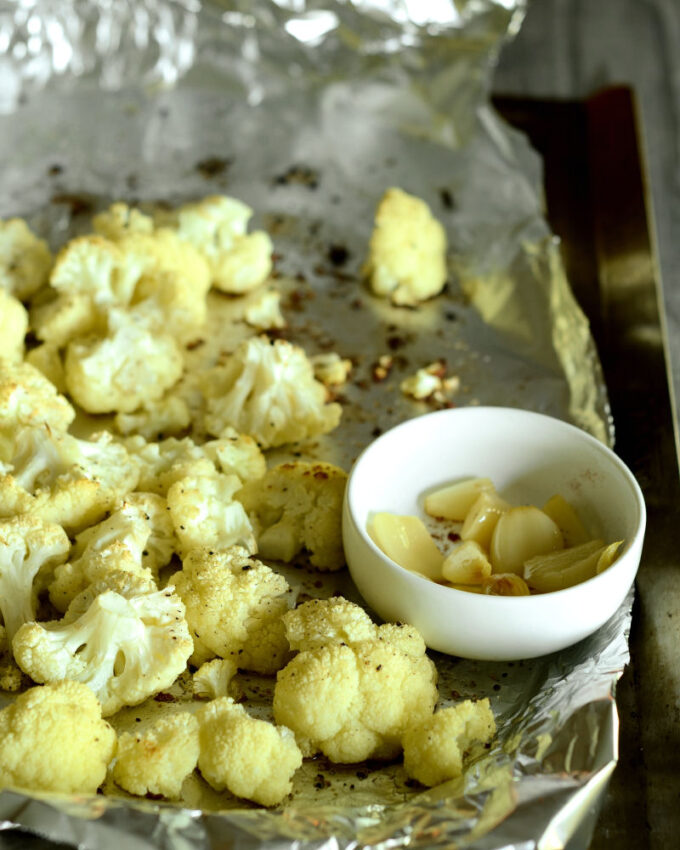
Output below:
[0,514,70,640]
[164,195,273,294]
[193,657,238,700]
[25,343,67,393]
[196,697,302,806]
[237,461,347,571]
[169,546,291,674]
[243,287,286,331]
[0,624,26,692]
[64,309,184,414]
[167,471,256,557]
[0,218,52,300]
[203,426,267,484]
[402,699,496,787]
[30,289,102,348]
[0,680,116,795]
[0,291,28,361]
[114,394,191,440]
[123,435,215,496]
[0,424,140,533]
[0,358,75,432]
[92,202,155,240]
[273,598,438,762]
[363,188,448,307]
[311,352,352,387]
[283,597,376,652]
[48,497,167,613]
[113,712,199,800]
[202,335,342,448]
[13,585,193,715]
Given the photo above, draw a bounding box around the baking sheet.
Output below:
[0,2,631,848]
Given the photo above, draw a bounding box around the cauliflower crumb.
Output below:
[113,712,199,800]
[273,598,438,762]
[202,335,342,448]
[193,657,238,700]
[196,697,302,806]
[362,187,448,306]
[400,360,460,402]
[402,699,496,787]
[237,461,347,571]
[0,681,115,795]
[169,546,290,674]
[311,352,353,387]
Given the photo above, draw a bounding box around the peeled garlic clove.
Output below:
[490,506,563,575]
[523,539,604,592]
[441,540,492,585]
[424,477,495,521]
[596,540,624,574]
[542,494,591,547]
[482,573,531,596]
[368,512,444,580]
[460,491,510,549]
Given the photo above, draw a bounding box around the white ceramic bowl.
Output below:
[342,406,646,660]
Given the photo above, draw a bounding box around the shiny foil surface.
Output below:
[0,1,626,848]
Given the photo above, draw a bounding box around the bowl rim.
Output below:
[344,405,647,604]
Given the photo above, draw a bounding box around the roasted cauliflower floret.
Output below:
[0,681,116,795]
[363,187,448,306]
[167,472,256,557]
[203,427,266,484]
[13,585,193,715]
[162,195,273,294]
[92,202,155,240]
[48,495,173,613]
[193,657,238,700]
[114,394,191,440]
[123,435,214,496]
[196,697,302,806]
[202,335,342,448]
[25,343,67,393]
[237,461,346,571]
[0,358,75,432]
[169,546,291,674]
[273,598,438,762]
[402,699,496,787]
[242,287,286,331]
[64,309,184,414]
[0,425,139,533]
[112,712,200,800]
[0,290,27,361]
[0,514,70,640]
[0,218,52,300]
[0,625,25,692]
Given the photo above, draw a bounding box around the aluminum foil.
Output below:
[0,1,627,848]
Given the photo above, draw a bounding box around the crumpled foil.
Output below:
[0,1,626,848]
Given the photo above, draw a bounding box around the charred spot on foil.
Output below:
[196,156,231,178]
[47,164,63,176]
[328,244,350,266]
[439,187,455,210]
[51,193,95,216]
[153,692,175,703]
[273,165,319,189]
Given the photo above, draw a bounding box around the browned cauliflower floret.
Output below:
[202,335,342,448]
[0,218,52,300]
[362,187,448,306]
[0,425,139,533]
[159,195,273,295]
[273,598,438,762]
[112,712,200,800]
[0,681,116,795]
[402,699,496,787]
[0,358,75,432]
[92,202,155,240]
[169,546,291,673]
[196,697,302,806]
[237,461,347,571]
